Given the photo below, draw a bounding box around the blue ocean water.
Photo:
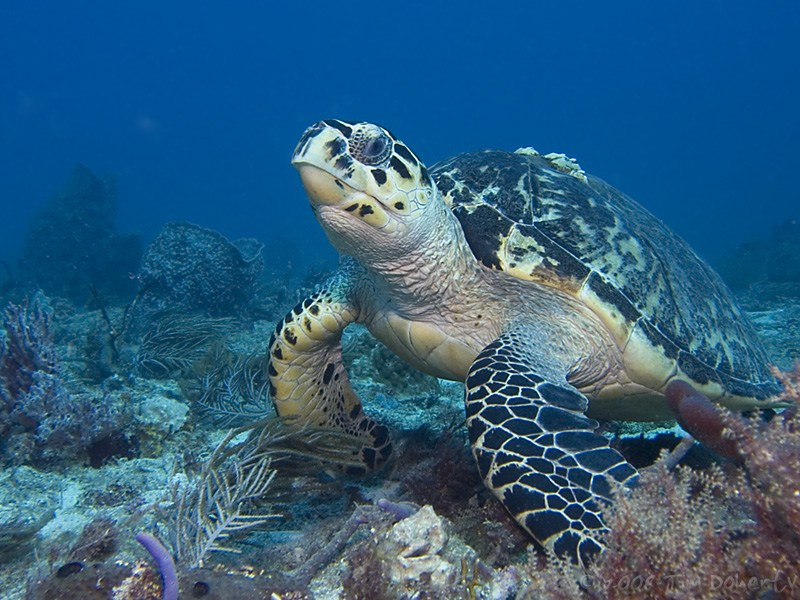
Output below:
[1,1,798,273]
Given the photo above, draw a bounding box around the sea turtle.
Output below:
[268,119,779,564]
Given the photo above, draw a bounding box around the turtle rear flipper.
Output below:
[465,330,638,566]
[268,273,392,473]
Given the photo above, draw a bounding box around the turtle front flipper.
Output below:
[465,331,638,566]
[268,274,391,472]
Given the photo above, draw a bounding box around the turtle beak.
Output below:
[295,164,349,207]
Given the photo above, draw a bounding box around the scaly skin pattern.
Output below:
[465,329,638,565]
[267,267,391,472]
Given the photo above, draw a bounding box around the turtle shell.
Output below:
[431,149,779,402]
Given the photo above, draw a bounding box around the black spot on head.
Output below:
[295,123,325,158]
[393,143,418,165]
[309,304,320,316]
[335,154,353,171]
[394,201,405,210]
[390,155,412,180]
[358,204,375,217]
[283,328,298,346]
[371,168,387,185]
[325,137,346,158]
[344,203,359,212]
[323,119,353,138]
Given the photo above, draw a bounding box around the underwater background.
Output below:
[2,1,799,270]
[2,2,800,599]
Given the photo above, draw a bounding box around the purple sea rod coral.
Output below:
[136,532,178,600]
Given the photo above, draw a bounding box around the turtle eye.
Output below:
[355,133,391,166]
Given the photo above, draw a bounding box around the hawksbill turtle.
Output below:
[268,119,779,564]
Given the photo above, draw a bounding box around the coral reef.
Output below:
[4,206,800,600]
[131,222,263,324]
[0,293,58,405]
[29,561,156,600]
[0,294,129,466]
[68,517,119,562]
[342,504,468,599]
[18,164,142,303]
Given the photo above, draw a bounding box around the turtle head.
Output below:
[292,120,438,257]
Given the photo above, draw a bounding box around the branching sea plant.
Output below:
[163,426,279,568]
[158,416,375,569]
[136,313,231,378]
[193,352,272,427]
[0,293,57,404]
